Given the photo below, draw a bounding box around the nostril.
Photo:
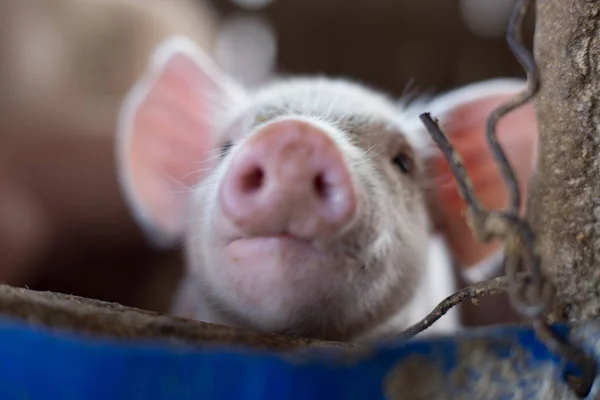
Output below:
[240,166,264,194]
[313,172,330,199]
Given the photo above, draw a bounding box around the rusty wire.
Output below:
[398,274,512,340]
[401,0,598,396]
[486,0,540,215]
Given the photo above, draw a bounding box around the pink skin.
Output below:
[219,119,356,241]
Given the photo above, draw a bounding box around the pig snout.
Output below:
[219,119,357,240]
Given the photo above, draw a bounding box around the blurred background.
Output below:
[0,0,533,327]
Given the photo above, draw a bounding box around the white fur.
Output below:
[411,235,460,334]
[355,234,460,342]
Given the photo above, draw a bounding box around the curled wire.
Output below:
[485,0,540,215]
[416,0,597,395]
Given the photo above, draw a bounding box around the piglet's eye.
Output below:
[220,141,233,158]
[392,153,413,174]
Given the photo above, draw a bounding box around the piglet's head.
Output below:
[116,36,538,341]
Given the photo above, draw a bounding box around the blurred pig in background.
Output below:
[0,0,218,312]
[0,0,535,327]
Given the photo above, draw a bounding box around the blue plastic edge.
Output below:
[0,315,597,399]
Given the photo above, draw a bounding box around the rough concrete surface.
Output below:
[531,0,600,322]
[0,284,349,351]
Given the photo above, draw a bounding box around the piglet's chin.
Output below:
[222,236,335,313]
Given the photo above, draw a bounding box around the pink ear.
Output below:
[422,79,538,269]
[116,36,245,248]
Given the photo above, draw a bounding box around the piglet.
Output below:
[116,36,538,342]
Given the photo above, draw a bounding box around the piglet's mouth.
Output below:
[229,234,315,249]
[226,233,325,262]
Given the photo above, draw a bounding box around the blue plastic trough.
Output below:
[0,315,599,399]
